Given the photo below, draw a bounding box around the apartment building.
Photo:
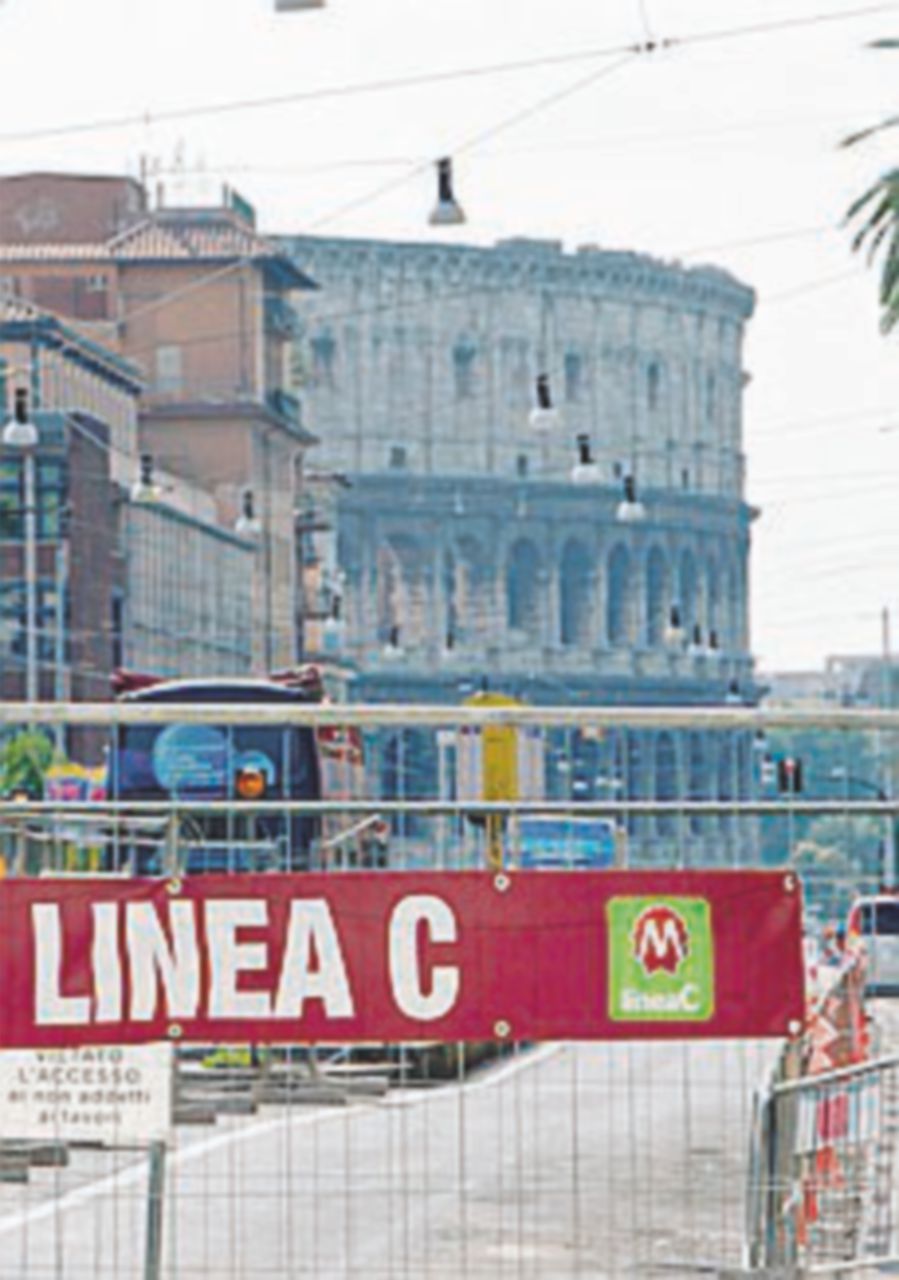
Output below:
[0,173,317,672]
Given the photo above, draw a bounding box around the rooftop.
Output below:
[0,291,143,390]
[280,231,754,316]
[0,209,316,288]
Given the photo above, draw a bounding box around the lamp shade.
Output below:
[429,158,466,226]
[529,374,560,431]
[2,388,38,450]
[571,434,600,483]
[615,474,646,522]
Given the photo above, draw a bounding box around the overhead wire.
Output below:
[143,99,899,183]
[748,403,899,439]
[0,6,877,385]
[304,51,640,230]
[763,267,866,304]
[0,2,893,147]
[1,14,886,678]
[0,1,886,566]
[0,52,646,382]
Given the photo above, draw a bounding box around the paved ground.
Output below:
[871,996,899,1053]
[0,1038,779,1279]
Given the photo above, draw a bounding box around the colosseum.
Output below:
[281,233,758,860]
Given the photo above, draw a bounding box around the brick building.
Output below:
[0,296,142,705]
[0,173,318,673]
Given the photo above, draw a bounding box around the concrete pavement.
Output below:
[0,1037,779,1279]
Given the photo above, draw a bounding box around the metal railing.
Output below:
[0,701,894,1277]
[749,1050,899,1275]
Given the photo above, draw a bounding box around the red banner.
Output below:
[0,871,802,1047]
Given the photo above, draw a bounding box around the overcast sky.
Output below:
[2,0,899,674]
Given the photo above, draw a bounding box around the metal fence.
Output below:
[749,1049,899,1275]
[0,701,896,1277]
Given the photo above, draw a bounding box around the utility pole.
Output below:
[23,439,37,703]
[880,606,897,888]
[2,389,39,704]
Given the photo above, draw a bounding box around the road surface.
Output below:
[0,1037,779,1279]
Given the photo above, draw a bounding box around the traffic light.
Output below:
[776,757,803,794]
[760,754,777,787]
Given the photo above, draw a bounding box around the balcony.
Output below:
[266,388,302,430]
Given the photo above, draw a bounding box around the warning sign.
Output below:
[0,1044,173,1146]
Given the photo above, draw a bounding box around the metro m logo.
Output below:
[633,905,689,976]
[607,896,715,1023]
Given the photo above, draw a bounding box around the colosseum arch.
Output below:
[506,539,543,641]
[445,534,488,645]
[377,534,427,647]
[705,557,721,643]
[645,546,670,648]
[559,539,592,648]
[678,549,699,632]
[687,733,707,835]
[441,548,458,649]
[717,736,735,833]
[607,544,635,649]
[655,732,678,836]
[721,553,741,649]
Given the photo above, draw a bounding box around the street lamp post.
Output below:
[3,389,39,703]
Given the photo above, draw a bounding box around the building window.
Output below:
[388,445,407,470]
[0,458,68,539]
[705,372,717,424]
[453,339,477,401]
[155,345,183,395]
[37,460,66,538]
[111,593,124,670]
[75,274,109,320]
[310,331,337,389]
[0,455,17,535]
[516,454,529,477]
[564,352,583,403]
[0,578,60,662]
[647,362,662,412]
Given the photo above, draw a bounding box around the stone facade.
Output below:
[279,233,760,864]
[124,502,255,678]
[280,233,755,700]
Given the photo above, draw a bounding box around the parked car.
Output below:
[846,895,899,996]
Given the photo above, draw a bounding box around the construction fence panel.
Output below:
[0,703,893,1278]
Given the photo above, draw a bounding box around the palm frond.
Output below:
[843,41,899,333]
[845,173,898,224]
[841,115,899,149]
[865,218,894,263]
[850,193,894,252]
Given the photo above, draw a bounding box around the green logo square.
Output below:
[607,896,715,1022]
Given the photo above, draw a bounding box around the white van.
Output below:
[846,895,899,996]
